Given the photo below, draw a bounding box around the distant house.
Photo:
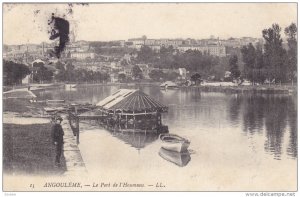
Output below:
[148,45,161,52]
[110,73,118,83]
[128,38,145,50]
[177,43,226,57]
[71,52,95,59]
[178,68,187,79]
[22,74,30,84]
[145,39,156,46]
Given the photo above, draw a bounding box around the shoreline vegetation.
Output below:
[4,82,297,95]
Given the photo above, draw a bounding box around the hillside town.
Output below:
[3,35,264,85]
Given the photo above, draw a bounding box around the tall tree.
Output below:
[32,62,53,83]
[65,62,75,82]
[241,43,265,84]
[262,24,287,83]
[190,73,202,85]
[54,61,66,82]
[3,60,30,85]
[149,70,165,81]
[254,44,265,84]
[118,73,127,83]
[229,55,241,80]
[137,45,155,63]
[241,43,256,82]
[132,65,143,80]
[285,23,297,84]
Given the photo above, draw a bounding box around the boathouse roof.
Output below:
[96,89,168,113]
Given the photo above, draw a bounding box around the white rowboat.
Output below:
[159,148,191,167]
[159,133,190,153]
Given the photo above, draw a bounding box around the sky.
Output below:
[3,3,297,45]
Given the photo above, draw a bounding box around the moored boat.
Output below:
[158,148,191,167]
[65,84,77,89]
[160,81,178,89]
[159,133,190,152]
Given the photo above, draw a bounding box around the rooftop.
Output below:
[96,89,168,113]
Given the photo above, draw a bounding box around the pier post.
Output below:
[125,115,128,129]
[156,112,162,128]
[76,116,80,144]
[75,106,80,144]
[158,113,162,126]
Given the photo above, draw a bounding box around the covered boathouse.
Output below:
[95,89,168,132]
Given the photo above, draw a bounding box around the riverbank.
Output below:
[3,98,45,115]
[3,123,67,175]
[3,97,87,178]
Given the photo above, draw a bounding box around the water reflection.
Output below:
[228,94,243,127]
[238,94,297,160]
[103,122,169,150]
[39,85,297,160]
[286,96,297,159]
[241,95,265,135]
[110,131,159,150]
[158,148,191,167]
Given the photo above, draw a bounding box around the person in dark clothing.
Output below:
[52,116,64,166]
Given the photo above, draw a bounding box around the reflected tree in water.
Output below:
[263,96,288,160]
[287,97,297,158]
[241,95,296,160]
[242,95,265,135]
[191,88,201,102]
[228,94,243,126]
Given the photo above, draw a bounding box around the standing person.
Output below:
[52,116,64,166]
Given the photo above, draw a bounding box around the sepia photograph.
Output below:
[2,2,298,194]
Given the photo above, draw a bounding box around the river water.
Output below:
[39,85,297,191]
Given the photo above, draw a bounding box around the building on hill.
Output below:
[178,43,226,57]
[71,52,95,60]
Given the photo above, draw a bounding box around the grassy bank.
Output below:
[3,98,45,114]
[3,123,66,175]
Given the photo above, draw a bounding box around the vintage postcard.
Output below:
[2,2,297,193]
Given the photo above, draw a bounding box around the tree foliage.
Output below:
[190,73,202,85]
[137,45,156,63]
[148,70,165,81]
[3,60,30,85]
[148,70,179,82]
[229,55,241,80]
[241,43,265,83]
[240,23,297,84]
[262,23,287,83]
[118,73,127,82]
[285,23,297,83]
[132,65,143,80]
[32,62,53,83]
[136,46,220,79]
[54,61,110,83]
